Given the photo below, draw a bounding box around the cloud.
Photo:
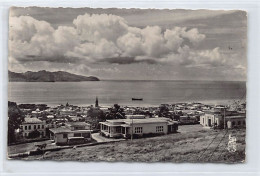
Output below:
[73,13,128,42]
[190,47,226,67]
[9,13,227,69]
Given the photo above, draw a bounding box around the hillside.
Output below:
[17,127,245,163]
[8,70,100,82]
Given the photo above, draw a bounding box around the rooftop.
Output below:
[23,118,43,124]
[49,127,72,134]
[65,122,90,126]
[225,116,246,119]
[103,117,176,125]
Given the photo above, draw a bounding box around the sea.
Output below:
[8,80,246,107]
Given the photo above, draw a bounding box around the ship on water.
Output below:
[132,98,143,101]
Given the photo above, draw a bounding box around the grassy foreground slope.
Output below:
[25,128,246,163]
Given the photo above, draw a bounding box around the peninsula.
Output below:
[8,70,100,82]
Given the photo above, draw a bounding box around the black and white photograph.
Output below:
[8,7,247,163]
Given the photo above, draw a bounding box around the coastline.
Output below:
[9,98,243,108]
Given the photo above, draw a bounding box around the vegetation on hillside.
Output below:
[22,128,245,163]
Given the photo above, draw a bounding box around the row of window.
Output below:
[24,132,44,137]
[24,124,44,130]
[102,125,165,134]
[134,127,143,134]
[134,126,164,134]
[231,120,246,126]
[156,126,164,132]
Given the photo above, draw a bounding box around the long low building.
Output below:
[200,110,246,129]
[99,118,178,138]
[226,116,246,129]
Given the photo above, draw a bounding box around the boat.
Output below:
[132,98,143,101]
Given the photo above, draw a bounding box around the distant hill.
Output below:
[8,70,100,82]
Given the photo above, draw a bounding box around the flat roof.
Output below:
[103,117,175,125]
[49,127,71,134]
[225,116,246,119]
[66,122,90,126]
[100,121,122,126]
[23,118,43,124]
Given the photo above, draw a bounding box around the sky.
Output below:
[8,7,247,81]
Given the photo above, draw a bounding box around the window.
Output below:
[34,125,36,130]
[243,121,246,125]
[38,125,41,129]
[82,133,90,138]
[25,126,27,130]
[63,134,68,138]
[42,125,44,129]
[232,121,236,126]
[28,125,31,130]
[134,127,143,134]
[25,133,27,137]
[115,126,121,133]
[238,121,241,125]
[74,133,81,137]
[156,126,164,133]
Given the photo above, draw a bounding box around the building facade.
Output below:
[226,116,246,129]
[200,111,223,128]
[21,118,46,138]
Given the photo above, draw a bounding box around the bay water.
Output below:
[8,80,246,107]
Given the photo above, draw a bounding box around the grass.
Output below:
[20,127,246,163]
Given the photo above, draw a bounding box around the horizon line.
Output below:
[100,79,246,82]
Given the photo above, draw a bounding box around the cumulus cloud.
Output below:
[73,13,128,42]
[9,13,227,68]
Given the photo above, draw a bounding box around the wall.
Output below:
[131,122,168,134]
[227,118,246,129]
[54,133,68,144]
[200,114,214,127]
[21,123,46,137]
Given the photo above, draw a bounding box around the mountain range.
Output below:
[8,70,100,82]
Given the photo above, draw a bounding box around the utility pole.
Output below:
[131,118,133,141]
[224,107,226,130]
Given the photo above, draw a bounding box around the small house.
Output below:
[49,122,91,145]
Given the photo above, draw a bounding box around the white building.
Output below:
[200,111,223,128]
[200,110,246,129]
[99,118,178,138]
[21,118,46,138]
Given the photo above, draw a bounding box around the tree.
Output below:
[159,105,169,117]
[105,104,125,119]
[8,101,25,144]
[86,107,105,129]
